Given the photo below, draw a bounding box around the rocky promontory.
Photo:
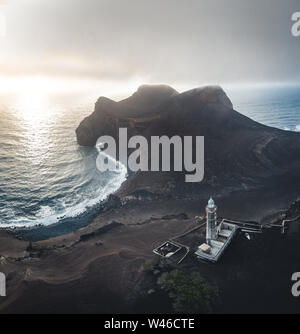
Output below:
[76,84,300,198]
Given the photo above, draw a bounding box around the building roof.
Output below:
[199,243,211,253]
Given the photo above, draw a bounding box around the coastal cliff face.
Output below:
[76,84,300,196]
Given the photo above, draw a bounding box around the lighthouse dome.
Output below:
[208,197,215,208]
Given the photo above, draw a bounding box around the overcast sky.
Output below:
[0,0,300,89]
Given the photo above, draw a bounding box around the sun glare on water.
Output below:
[6,77,62,167]
[16,77,54,123]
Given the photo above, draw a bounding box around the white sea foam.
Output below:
[295,125,300,132]
[0,150,127,229]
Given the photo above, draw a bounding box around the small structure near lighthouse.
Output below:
[195,197,238,262]
[152,197,242,264]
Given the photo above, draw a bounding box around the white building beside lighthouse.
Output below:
[195,197,238,262]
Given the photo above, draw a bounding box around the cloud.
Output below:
[0,0,300,85]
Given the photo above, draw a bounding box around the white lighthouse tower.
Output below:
[206,197,217,244]
[195,197,238,262]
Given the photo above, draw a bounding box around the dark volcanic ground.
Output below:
[1,186,300,314]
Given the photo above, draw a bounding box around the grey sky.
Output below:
[0,0,300,86]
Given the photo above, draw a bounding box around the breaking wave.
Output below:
[0,100,127,230]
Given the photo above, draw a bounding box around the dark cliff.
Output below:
[76,84,300,197]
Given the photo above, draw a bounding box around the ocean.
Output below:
[0,85,299,238]
[0,92,127,238]
[227,85,300,132]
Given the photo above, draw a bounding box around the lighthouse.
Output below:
[195,197,238,262]
[206,197,217,244]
